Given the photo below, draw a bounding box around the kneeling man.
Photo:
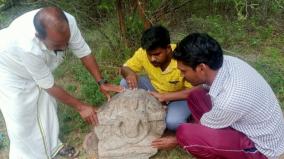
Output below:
[152,33,284,159]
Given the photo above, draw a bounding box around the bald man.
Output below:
[0,7,122,159]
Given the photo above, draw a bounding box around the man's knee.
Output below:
[166,115,188,131]
[166,119,181,131]
[188,87,208,100]
[120,79,128,88]
[187,88,211,113]
[166,101,190,131]
[120,76,153,90]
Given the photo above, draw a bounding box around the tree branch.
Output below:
[151,0,192,23]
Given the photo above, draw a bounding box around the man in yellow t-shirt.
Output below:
[120,26,192,131]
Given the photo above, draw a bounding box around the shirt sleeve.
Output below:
[66,13,91,58]
[123,48,145,72]
[20,52,54,89]
[184,81,192,88]
[201,106,243,129]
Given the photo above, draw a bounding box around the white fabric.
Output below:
[0,8,91,159]
[201,56,284,158]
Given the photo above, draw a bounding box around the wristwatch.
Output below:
[97,79,108,86]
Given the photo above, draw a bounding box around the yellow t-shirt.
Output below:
[123,44,192,93]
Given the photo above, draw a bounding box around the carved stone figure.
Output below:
[83,89,166,159]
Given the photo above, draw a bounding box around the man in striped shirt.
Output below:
[151,33,284,159]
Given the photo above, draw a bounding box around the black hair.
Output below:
[173,33,223,70]
[141,25,170,51]
[33,11,46,39]
[33,7,68,39]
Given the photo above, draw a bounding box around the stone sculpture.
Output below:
[83,89,166,159]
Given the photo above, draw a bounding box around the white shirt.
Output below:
[201,56,284,158]
[0,9,91,89]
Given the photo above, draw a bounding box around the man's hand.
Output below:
[100,83,124,101]
[151,136,178,150]
[120,66,138,90]
[125,74,138,90]
[78,105,99,126]
[149,91,166,103]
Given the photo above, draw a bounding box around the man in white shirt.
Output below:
[0,7,122,159]
[151,33,284,159]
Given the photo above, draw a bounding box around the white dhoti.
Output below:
[0,8,92,158]
[0,74,63,159]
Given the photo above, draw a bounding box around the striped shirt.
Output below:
[201,55,284,158]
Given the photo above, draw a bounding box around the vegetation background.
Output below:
[0,0,283,158]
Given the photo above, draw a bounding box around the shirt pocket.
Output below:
[167,77,184,90]
[168,79,181,85]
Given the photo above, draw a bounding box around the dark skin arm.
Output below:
[120,66,138,89]
[80,54,102,82]
[47,84,98,125]
[151,136,178,150]
[150,85,204,103]
[151,87,205,150]
[81,54,123,100]
[151,86,204,149]
[150,89,190,150]
[150,88,192,103]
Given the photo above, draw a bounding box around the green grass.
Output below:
[0,130,8,150]
[52,14,283,159]
[253,47,284,108]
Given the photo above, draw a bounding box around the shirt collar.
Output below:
[161,59,177,74]
[34,36,48,51]
[209,59,228,98]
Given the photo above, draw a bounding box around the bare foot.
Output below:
[151,136,178,150]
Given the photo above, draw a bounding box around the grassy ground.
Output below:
[0,3,283,159]
[50,14,284,159]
